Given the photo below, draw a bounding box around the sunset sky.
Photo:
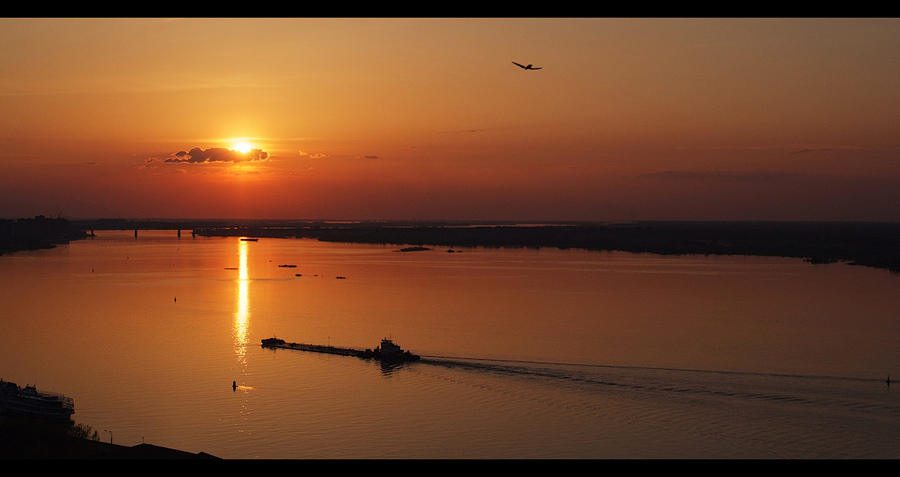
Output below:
[2,18,900,221]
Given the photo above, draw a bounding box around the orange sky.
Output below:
[2,18,900,221]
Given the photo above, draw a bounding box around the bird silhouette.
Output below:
[512,62,542,70]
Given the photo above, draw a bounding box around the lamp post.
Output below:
[103,429,112,444]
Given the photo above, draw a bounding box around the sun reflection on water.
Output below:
[233,238,250,364]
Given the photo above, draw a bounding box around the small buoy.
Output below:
[232,380,237,390]
[174,297,177,302]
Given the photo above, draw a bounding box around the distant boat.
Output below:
[240,238,258,242]
[0,379,74,421]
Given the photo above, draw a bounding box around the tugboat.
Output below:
[371,338,420,362]
[261,337,286,347]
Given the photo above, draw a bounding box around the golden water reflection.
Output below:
[233,238,249,364]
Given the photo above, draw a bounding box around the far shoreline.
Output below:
[186,220,900,273]
[5,218,899,274]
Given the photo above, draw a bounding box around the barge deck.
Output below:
[261,337,420,362]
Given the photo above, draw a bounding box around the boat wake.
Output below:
[417,356,900,418]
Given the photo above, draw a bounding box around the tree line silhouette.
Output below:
[190,221,900,272]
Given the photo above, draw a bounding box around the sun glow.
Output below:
[233,142,253,154]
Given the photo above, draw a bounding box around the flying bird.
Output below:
[512,62,542,70]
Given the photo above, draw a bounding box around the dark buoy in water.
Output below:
[887,375,891,387]
[232,380,237,390]
[174,297,177,302]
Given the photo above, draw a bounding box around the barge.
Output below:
[262,337,420,362]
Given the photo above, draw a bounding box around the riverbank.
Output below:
[0,216,89,256]
[0,416,218,459]
[191,221,900,273]
[14,217,900,273]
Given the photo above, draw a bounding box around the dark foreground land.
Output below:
[185,220,900,273]
[0,416,217,459]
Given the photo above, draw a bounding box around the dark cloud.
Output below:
[440,128,495,134]
[788,148,836,155]
[641,170,798,182]
[164,147,269,164]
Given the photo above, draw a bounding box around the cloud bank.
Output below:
[162,147,269,164]
[299,150,330,159]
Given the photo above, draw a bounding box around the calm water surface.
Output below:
[2,230,900,458]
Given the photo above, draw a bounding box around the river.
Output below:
[1,230,899,458]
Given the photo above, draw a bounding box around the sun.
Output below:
[233,142,253,154]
